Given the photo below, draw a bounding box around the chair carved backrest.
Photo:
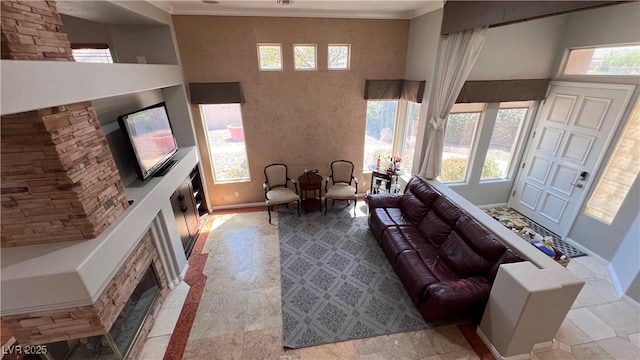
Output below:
[330,160,355,185]
[264,163,289,190]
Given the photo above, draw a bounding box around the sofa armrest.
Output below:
[425,277,491,309]
[367,193,403,209]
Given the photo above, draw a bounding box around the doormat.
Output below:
[482,207,586,258]
[277,207,462,349]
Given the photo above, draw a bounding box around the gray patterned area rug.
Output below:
[278,207,434,349]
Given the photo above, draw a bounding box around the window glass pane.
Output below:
[481,103,529,180]
[585,100,640,224]
[402,102,421,175]
[328,44,350,70]
[440,107,481,182]
[294,45,317,70]
[564,44,640,76]
[257,44,282,70]
[363,101,398,171]
[200,104,251,183]
[72,48,113,63]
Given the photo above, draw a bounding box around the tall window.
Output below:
[71,44,113,63]
[585,100,640,224]
[328,44,350,70]
[439,103,483,182]
[363,101,398,170]
[293,44,317,71]
[402,102,421,175]
[257,43,283,71]
[200,104,251,183]
[563,44,640,76]
[481,101,531,180]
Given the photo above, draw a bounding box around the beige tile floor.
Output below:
[176,209,639,359]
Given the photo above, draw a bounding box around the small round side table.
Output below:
[297,173,323,213]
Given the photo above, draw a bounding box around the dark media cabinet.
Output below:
[170,165,208,258]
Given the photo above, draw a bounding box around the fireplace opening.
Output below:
[44,266,161,360]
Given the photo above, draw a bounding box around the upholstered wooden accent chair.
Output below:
[324,160,358,216]
[263,163,300,224]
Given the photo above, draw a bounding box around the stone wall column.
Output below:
[0,1,129,246]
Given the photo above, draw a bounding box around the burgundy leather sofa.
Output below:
[368,176,523,322]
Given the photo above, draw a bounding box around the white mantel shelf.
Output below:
[0,147,198,316]
[0,60,184,116]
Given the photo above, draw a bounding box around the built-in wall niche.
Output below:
[93,89,165,186]
[60,14,178,65]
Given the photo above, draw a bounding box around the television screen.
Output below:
[118,103,178,181]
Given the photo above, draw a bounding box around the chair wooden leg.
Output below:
[353,198,357,217]
[297,200,300,217]
[268,205,272,224]
[324,198,328,215]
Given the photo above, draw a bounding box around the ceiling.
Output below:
[149,0,444,19]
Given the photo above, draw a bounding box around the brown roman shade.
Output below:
[456,79,550,103]
[364,80,426,103]
[441,1,625,35]
[189,82,245,104]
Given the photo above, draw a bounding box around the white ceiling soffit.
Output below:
[148,0,444,20]
[56,1,168,25]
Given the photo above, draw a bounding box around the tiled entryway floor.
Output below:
[156,208,639,360]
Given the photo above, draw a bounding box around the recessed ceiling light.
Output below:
[202,0,219,4]
[276,0,295,5]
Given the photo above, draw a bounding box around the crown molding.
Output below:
[147,1,445,20]
[168,7,424,20]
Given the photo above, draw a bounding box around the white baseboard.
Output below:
[608,263,626,298]
[210,202,265,211]
[476,328,532,360]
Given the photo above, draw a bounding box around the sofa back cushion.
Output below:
[399,177,440,224]
[418,211,452,247]
[432,196,462,226]
[407,176,440,207]
[488,248,524,280]
[439,231,491,277]
[456,215,506,263]
[399,192,430,225]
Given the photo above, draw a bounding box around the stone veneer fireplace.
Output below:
[2,231,168,354]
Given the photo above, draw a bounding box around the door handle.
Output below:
[570,183,584,188]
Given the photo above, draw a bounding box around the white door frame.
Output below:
[509,81,635,238]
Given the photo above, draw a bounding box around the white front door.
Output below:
[509,82,634,236]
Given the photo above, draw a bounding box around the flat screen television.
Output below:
[118,102,178,181]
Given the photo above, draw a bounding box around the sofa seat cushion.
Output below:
[369,207,412,241]
[394,251,440,305]
[381,226,434,267]
[415,247,460,283]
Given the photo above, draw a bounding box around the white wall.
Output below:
[108,25,178,65]
[61,14,115,59]
[469,15,568,81]
[609,214,640,302]
[405,9,443,177]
